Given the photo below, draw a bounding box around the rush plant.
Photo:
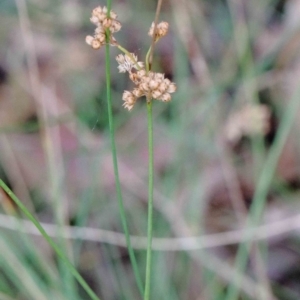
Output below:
[85,2,176,299]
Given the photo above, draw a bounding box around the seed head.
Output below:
[160,93,171,102]
[120,68,176,110]
[85,35,94,46]
[132,88,144,98]
[122,91,137,111]
[116,53,144,73]
[86,6,121,50]
[224,104,271,144]
[148,21,169,40]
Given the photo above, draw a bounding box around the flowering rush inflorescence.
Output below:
[116,54,176,110]
[85,6,121,49]
[148,21,169,40]
[86,6,176,110]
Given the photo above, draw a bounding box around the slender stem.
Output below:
[105,28,144,296]
[145,47,152,73]
[144,100,154,300]
[143,1,162,298]
[0,179,100,300]
[148,0,163,70]
[106,0,111,12]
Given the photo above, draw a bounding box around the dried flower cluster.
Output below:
[86,6,121,49]
[148,21,169,41]
[116,53,176,110]
[224,104,271,144]
[116,53,144,73]
[86,5,176,110]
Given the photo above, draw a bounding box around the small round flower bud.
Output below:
[116,54,125,64]
[167,83,176,93]
[95,26,105,34]
[90,16,100,25]
[91,39,102,49]
[110,11,117,19]
[111,20,121,33]
[157,22,169,37]
[132,88,144,97]
[158,82,168,93]
[96,33,105,43]
[160,93,171,102]
[102,6,108,14]
[140,82,150,92]
[122,91,135,103]
[142,76,151,84]
[154,73,164,81]
[163,78,171,86]
[85,35,94,46]
[137,70,146,78]
[148,21,169,40]
[103,18,112,28]
[98,12,106,22]
[152,90,163,99]
[92,7,102,15]
[122,91,137,111]
[149,80,159,90]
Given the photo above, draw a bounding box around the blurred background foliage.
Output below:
[1,0,300,299]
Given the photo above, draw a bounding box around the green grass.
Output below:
[0,0,300,299]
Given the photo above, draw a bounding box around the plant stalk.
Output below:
[105,29,144,296]
[144,100,154,300]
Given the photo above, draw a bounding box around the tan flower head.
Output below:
[122,91,137,111]
[148,21,169,41]
[116,53,144,73]
[86,6,121,50]
[121,69,176,110]
[139,72,176,102]
[224,104,271,144]
[86,9,176,111]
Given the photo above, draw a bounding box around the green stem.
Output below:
[145,41,158,73]
[224,89,300,300]
[106,0,111,12]
[105,31,144,296]
[144,100,154,300]
[0,179,100,300]
[145,47,152,73]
